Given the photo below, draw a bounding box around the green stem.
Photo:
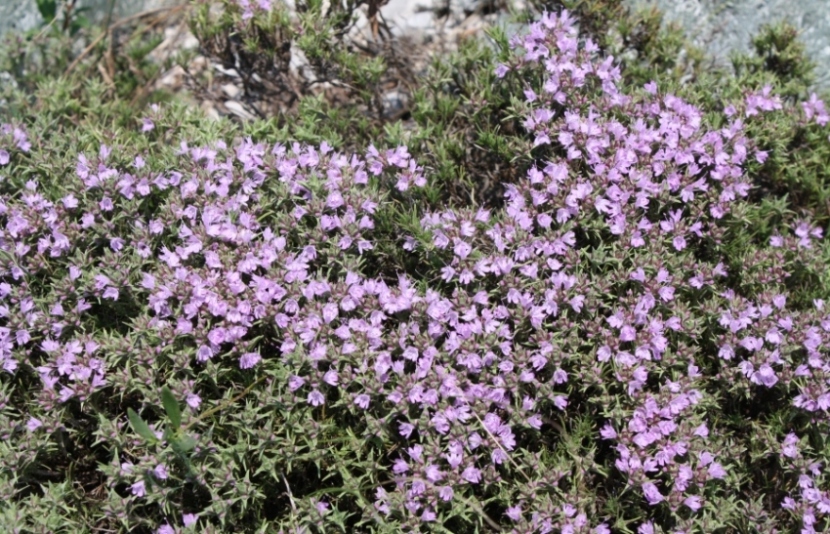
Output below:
[183,374,268,431]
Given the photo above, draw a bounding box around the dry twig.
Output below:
[64,4,188,76]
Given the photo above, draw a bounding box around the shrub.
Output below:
[2,3,830,534]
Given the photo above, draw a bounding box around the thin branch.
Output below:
[183,374,268,430]
[469,409,532,484]
[64,4,188,76]
[282,471,298,512]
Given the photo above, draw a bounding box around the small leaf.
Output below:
[69,15,91,37]
[161,386,182,429]
[128,408,158,443]
[172,434,197,454]
[35,0,57,23]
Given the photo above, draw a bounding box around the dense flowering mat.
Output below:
[2,9,830,534]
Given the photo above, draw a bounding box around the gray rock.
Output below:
[0,0,181,36]
[626,0,830,89]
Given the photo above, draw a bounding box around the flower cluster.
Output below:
[0,123,30,167]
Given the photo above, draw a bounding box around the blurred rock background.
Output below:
[2,0,829,89]
[0,0,180,34]
[631,0,830,88]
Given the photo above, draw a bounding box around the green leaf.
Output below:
[172,434,197,454]
[161,386,182,429]
[127,408,158,443]
[69,15,91,37]
[35,0,57,23]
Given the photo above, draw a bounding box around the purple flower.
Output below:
[399,422,415,438]
[153,464,169,480]
[323,369,339,386]
[707,462,727,479]
[239,352,261,369]
[506,505,522,521]
[186,393,201,409]
[314,499,329,515]
[354,394,370,409]
[454,239,472,259]
[326,191,344,209]
[491,449,509,465]
[392,458,409,474]
[751,364,778,387]
[421,507,436,522]
[288,375,306,392]
[620,325,636,342]
[684,495,702,511]
[642,482,663,505]
[424,464,444,482]
[131,480,146,497]
[196,345,214,363]
[782,433,800,458]
[27,417,43,432]
[461,466,482,484]
[438,486,454,501]
[308,389,325,406]
[182,513,197,527]
[527,414,543,429]
[600,424,617,440]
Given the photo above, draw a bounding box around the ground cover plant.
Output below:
[3,1,830,533]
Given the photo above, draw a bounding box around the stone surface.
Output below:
[626,0,830,89]
[220,83,241,99]
[380,0,435,35]
[0,0,181,36]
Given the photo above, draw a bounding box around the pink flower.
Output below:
[751,364,778,387]
[308,390,325,406]
[438,486,454,501]
[354,394,370,409]
[505,505,522,521]
[239,352,261,369]
[424,464,444,482]
[642,482,663,505]
[684,495,702,511]
[782,433,800,458]
[154,464,169,480]
[186,393,201,409]
[707,462,727,479]
[462,466,481,484]
[27,417,43,432]
[131,480,146,497]
[399,422,415,438]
